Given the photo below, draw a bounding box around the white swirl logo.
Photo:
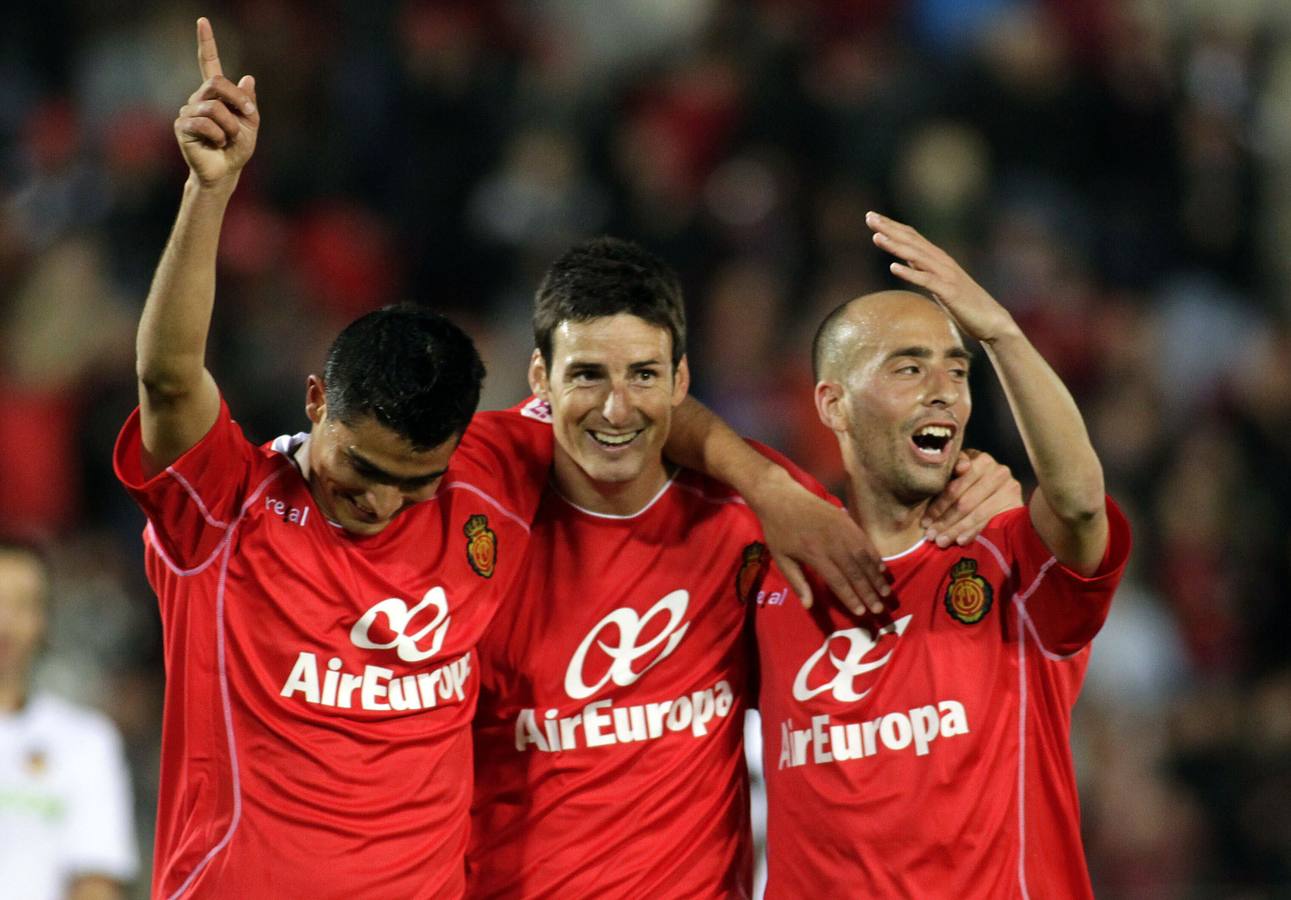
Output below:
[350,587,452,663]
[792,614,913,703]
[564,590,691,700]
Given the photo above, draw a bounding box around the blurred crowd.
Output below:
[2,0,1290,895]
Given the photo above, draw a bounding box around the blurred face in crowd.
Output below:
[817,292,971,504]
[531,314,690,515]
[0,549,48,685]
[303,379,458,537]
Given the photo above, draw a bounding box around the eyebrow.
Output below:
[346,450,447,488]
[566,358,666,373]
[886,345,975,363]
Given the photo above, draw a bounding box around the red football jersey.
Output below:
[467,466,774,898]
[114,399,550,899]
[756,499,1132,898]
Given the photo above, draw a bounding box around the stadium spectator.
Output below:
[0,543,137,900]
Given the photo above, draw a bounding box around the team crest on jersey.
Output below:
[736,542,770,603]
[944,558,993,624]
[464,514,497,578]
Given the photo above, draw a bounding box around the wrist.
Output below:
[185,171,240,198]
[980,316,1023,348]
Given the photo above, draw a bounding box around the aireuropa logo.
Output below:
[280,587,468,713]
[350,587,452,663]
[564,591,691,700]
[793,615,913,703]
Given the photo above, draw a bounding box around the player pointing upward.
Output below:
[117,18,554,897]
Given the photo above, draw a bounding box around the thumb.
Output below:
[775,555,813,610]
[239,74,257,104]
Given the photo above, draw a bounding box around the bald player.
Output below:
[753,212,1132,898]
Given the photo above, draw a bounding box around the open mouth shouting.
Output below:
[909,422,957,462]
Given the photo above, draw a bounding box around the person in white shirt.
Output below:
[0,543,138,900]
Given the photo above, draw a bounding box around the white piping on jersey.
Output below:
[167,534,244,900]
[147,468,287,578]
[165,465,229,529]
[1009,546,1077,898]
[974,535,1011,579]
[438,481,531,533]
[551,469,679,520]
[145,522,227,579]
[881,537,928,563]
[161,467,290,899]
[1015,557,1085,663]
[1015,597,1031,900]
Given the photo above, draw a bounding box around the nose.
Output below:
[924,368,961,408]
[600,381,633,427]
[362,484,405,520]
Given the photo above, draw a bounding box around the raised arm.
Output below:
[867,211,1108,574]
[137,17,259,477]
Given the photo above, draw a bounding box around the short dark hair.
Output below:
[322,304,485,450]
[534,237,686,367]
[811,298,855,383]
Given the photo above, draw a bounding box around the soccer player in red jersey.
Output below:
[114,19,553,899]
[116,19,912,898]
[466,239,1021,897]
[755,212,1132,898]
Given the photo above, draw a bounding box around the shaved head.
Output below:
[812,290,952,383]
[811,289,973,506]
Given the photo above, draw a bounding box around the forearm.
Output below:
[666,397,788,499]
[135,174,235,474]
[666,396,890,613]
[984,326,1105,522]
[665,397,777,489]
[136,174,236,399]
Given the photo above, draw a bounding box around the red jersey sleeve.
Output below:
[999,496,1132,657]
[448,399,554,526]
[112,399,261,571]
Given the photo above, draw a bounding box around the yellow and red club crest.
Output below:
[736,541,770,603]
[944,558,993,624]
[464,514,496,579]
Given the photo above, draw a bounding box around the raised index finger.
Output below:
[196,17,223,80]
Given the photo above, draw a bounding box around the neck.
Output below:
[551,450,672,517]
[843,472,934,558]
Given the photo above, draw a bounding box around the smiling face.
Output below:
[817,292,972,504]
[303,377,458,536]
[531,314,689,515]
